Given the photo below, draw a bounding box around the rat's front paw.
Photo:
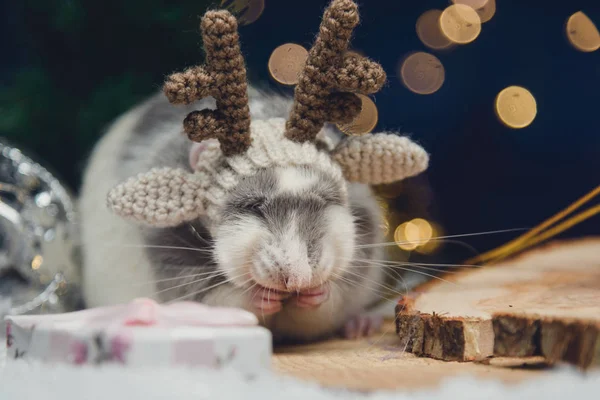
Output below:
[294,284,330,308]
[250,286,291,315]
[342,314,383,339]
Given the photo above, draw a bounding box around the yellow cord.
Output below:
[486,203,600,265]
[465,185,600,265]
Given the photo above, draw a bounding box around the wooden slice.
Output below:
[395,238,600,369]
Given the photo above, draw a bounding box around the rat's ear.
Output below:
[331,133,429,185]
[106,167,206,227]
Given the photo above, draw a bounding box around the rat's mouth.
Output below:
[248,261,331,293]
[249,269,329,293]
[248,283,331,314]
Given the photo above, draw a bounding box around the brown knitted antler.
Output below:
[163,11,251,157]
[285,0,387,143]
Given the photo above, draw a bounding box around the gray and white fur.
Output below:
[79,86,391,342]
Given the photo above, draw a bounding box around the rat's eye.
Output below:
[241,197,266,217]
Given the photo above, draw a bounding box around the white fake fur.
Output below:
[1,341,599,400]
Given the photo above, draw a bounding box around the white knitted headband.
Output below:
[106,0,430,228]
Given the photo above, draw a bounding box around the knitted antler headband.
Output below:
[163,11,251,156]
[107,0,429,229]
[163,0,386,152]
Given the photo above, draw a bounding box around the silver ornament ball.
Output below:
[0,139,82,316]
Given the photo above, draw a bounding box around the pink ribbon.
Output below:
[9,298,258,330]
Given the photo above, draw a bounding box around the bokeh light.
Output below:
[495,86,537,129]
[399,52,445,95]
[415,221,443,254]
[451,0,489,9]
[440,4,482,44]
[337,94,379,135]
[475,0,496,24]
[566,11,600,52]
[221,0,265,25]
[31,255,43,270]
[416,10,454,51]
[394,218,434,251]
[394,222,418,251]
[268,43,309,86]
[411,218,433,242]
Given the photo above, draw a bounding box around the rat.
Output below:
[78,1,429,343]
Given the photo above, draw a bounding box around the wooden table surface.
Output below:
[272,320,551,391]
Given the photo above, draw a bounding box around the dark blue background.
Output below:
[1,0,598,259]
[237,0,599,258]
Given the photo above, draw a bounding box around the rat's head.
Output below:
[214,166,355,291]
[106,0,429,290]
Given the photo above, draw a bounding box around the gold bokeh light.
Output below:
[440,4,482,44]
[394,218,434,251]
[451,0,489,11]
[400,52,445,95]
[31,255,43,270]
[495,86,537,129]
[337,94,379,135]
[394,222,418,251]
[411,218,433,242]
[416,10,454,51]
[475,0,496,24]
[416,221,442,254]
[268,43,309,86]
[566,11,600,52]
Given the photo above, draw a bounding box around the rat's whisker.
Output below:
[395,263,459,276]
[332,273,399,301]
[132,270,228,286]
[240,281,258,297]
[347,257,483,269]
[348,260,456,285]
[155,271,247,297]
[391,264,460,275]
[354,228,528,249]
[346,271,410,296]
[165,272,251,303]
[168,226,211,252]
[338,265,408,304]
[388,265,455,284]
[381,267,411,290]
[102,243,214,253]
[342,269,409,298]
[159,263,218,270]
[388,266,410,295]
[436,239,479,256]
[237,276,255,289]
[354,238,479,254]
[352,261,461,275]
[188,223,213,246]
[331,272,363,289]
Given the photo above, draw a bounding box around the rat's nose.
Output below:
[277,263,313,292]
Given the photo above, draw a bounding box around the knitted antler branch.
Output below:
[163,11,251,157]
[285,0,386,143]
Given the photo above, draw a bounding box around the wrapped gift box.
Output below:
[4,298,271,374]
